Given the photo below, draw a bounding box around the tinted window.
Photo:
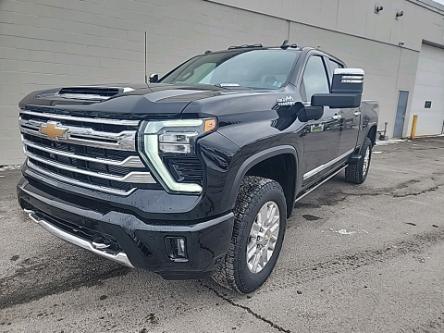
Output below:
[161,50,300,90]
[301,56,330,102]
[327,59,344,84]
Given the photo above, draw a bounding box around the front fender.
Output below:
[357,101,379,148]
[226,145,299,210]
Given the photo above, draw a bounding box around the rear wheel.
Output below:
[211,176,287,293]
[345,137,373,184]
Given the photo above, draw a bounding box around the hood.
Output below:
[18,83,237,119]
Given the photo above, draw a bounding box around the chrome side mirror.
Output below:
[331,68,365,94]
[311,68,365,109]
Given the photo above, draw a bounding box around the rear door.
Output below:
[326,58,361,155]
[299,55,342,183]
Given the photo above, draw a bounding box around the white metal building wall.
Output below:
[1,0,444,165]
[0,0,289,165]
[410,43,444,136]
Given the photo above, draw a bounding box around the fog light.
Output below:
[167,237,188,262]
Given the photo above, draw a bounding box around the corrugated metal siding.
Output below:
[1,0,444,164]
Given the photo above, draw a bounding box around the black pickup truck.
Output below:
[17,44,378,293]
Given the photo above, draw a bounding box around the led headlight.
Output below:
[158,132,198,154]
[140,118,217,193]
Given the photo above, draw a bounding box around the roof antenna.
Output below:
[144,31,153,91]
[144,31,148,85]
[281,39,289,50]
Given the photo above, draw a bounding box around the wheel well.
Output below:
[245,154,296,217]
[367,126,377,145]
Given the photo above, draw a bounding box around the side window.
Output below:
[301,56,330,102]
[327,59,344,84]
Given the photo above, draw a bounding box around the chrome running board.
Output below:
[295,165,347,203]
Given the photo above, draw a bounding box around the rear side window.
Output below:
[327,59,344,84]
[301,56,330,102]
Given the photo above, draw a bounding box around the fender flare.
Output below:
[227,145,300,211]
[365,123,378,144]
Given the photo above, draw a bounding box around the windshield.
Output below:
[161,49,300,90]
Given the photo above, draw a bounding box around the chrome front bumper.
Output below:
[24,209,134,268]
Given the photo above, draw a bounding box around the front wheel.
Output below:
[211,176,287,293]
[345,137,373,184]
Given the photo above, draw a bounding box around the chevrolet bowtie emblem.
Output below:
[39,121,68,139]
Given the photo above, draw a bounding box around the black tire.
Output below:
[211,176,287,294]
[345,137,373,184]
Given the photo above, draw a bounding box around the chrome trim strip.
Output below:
[26,160,136,195]
[58,87,135,100]
[23,139,145,168]
[20,110,140,126]
[334,68,365,75]
[24,209,134,268]
[296,166,347,203]
[303,149,354,180]
[59,85,135,93]
[26,150,155,184]
[57,93,111,101]
[341,80,364,84]
[20,119,137,151]
[341,76,364,80]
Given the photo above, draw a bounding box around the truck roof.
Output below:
[203,44,344,67]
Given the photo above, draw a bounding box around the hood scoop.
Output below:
[57,86,134,101]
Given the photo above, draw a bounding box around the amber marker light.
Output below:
[204,118,217,133]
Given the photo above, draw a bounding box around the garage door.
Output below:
[410,43,444,136]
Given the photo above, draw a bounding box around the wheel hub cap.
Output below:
[246,201,280,274]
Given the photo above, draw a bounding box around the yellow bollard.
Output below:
[410,114,418,140]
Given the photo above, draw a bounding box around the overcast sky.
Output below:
[432,0,444,5]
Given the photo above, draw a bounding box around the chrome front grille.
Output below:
[19,112,137,150]
[19,109,156,195]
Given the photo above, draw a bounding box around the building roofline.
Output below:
[409,0,444,14]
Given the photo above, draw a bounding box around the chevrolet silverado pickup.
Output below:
[17,43,378,293]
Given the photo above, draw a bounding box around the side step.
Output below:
[295,165,347,203]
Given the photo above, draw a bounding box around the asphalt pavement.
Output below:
[1,137,444,333]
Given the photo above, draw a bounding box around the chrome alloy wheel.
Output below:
[362,146,371,175]
[246,201,280,274]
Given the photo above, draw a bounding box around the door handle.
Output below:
[354,111,362,116]
[332,114,342,120]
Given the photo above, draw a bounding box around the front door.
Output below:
[299,55,342,184]
[337,106,361,155]
[325,58,361,156]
